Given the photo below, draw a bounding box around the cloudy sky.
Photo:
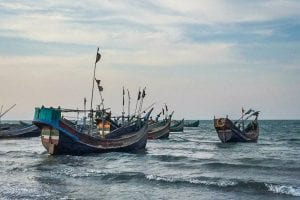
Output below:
[0,0,299,120]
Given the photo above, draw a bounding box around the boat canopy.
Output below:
[34,107,61,124]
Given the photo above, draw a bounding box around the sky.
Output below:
[0,0,300,120]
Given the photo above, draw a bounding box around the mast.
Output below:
[122,87,125,125]
[134,87,141,117]
[137,87,146,117]
[0,105,3,127]
[127,89,131,121]
[89,47,101,133]
[0,104,16,119]
[241,107,245,131]
[165,103,168,120]
[95,78,104,110]
[83,97,87,128]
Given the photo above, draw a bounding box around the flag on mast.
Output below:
[142,89,146,98]
[95,47,101,64]
[137,90,141,100]
[95,78,103,91]
[122,87,125,106]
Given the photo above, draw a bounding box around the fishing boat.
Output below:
[184,120,200,127]
[33,107,152,155]
[0,104,41,139]
[147,111,173,139]
[170,119,184,132]
[214,109,260,143]
[0,123,40,139]
[147,118,171,139]
[33,48,154,155]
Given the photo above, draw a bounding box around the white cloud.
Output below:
[1,0,300,119]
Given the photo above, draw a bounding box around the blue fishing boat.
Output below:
[184,120,200,127]
[33,107,152,155]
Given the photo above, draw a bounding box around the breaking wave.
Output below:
[146,174,300,197]
[265,183,300,197]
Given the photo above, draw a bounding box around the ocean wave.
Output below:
[145,174,237,187]
[145,174,300,197]
[63,169,146,181]
[274,138,300,143]
[265,183,300,197]
[151,154,188,162]
[201,161,300,171]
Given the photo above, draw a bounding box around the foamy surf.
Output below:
[146,174,238,187]
[266,183,300,197]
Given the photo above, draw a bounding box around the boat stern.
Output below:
[41,127,60,154]
[33,107,62,154]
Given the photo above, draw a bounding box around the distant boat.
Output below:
[0,123,40,139]
[213,110,260,143]
[185,120,200,127]
[0,104,39,138]
[170,119,184,132]
[0,125,10,131]
[147,117,171,139]
[0,104,41,139]
[33,107,152,155]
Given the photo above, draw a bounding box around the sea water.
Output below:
[0,120,299,199]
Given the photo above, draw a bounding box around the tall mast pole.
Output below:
[122,86,125,125]
[127,89,131,121]
[241,107,244,131]
[89,47,101,133]
[0,105,3,126]
[83,97,87,128]
[134,87,141,117]
[137,87,146,117]
[0,104,16,119]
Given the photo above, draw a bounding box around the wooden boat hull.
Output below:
[170,119,184,132]
[147,119,171,139]
[34,107,151,155]
[0,125,40,139]
[35,120,148,155]
[214,118,259,143]
[185,120,200,127]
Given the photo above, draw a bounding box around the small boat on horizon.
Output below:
[0,104,41,139]
[213,108,260,143]
[184,120,200,127]
[147,110,173,139]
[0,123,40,139]
[170,119,184,132]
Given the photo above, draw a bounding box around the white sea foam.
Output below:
[146,174,177,183]
[266,183,300,197]
[146,174,237,187]
[189,179,237,187]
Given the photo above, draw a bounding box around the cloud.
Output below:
[0,0,300,119]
